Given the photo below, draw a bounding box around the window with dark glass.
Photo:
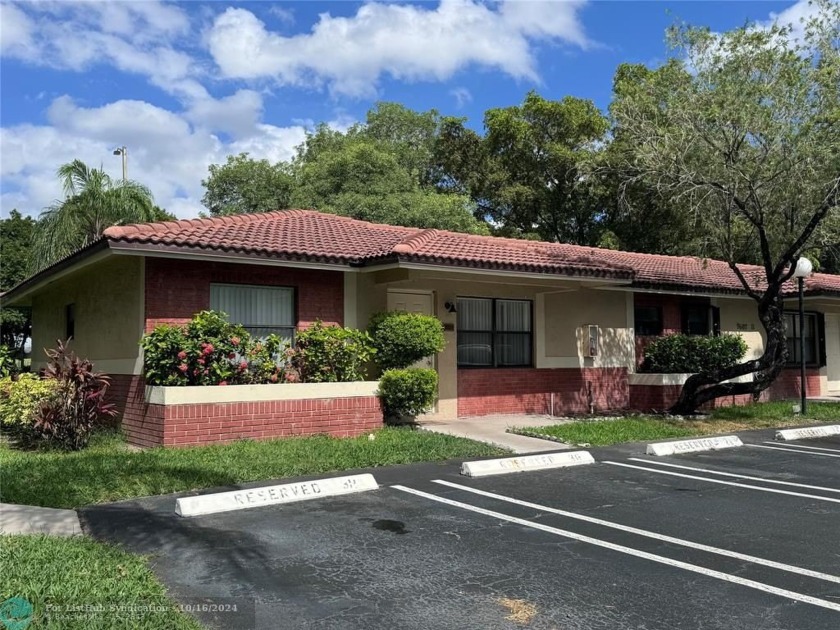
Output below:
[784,312,819,366]
[682,304,711,336]
[65,304,75,339]
[634,306,663,336]
[457,298,532,367]
[210,284,295,343]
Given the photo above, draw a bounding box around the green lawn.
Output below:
[0,534,201,630]
[0,428,506,509]
[516,402,840,447]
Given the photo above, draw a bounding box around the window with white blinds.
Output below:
[457,297,532,367]
[210,284,295,343]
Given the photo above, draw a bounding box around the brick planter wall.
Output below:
[457,368,629,417]
[117,382,383,448]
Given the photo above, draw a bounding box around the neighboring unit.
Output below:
[4,210,839,446]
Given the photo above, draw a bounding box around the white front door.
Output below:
[387,290,435,369]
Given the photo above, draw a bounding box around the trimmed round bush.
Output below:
[377,368,438,423]
[641,333,748,374]
[368,311,445,370]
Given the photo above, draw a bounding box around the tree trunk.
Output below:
[669,294,788,415]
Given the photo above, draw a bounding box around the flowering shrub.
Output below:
[141,311,292,386]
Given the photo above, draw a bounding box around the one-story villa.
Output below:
[4,209,840,447]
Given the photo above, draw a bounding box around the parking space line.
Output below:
[604,461,840,505]
[430,479,840,584]
[747,444,840,459]
[763,442,840,454]
[392,485,840,613]
[626,458,840,495]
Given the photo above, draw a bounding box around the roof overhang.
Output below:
[1,240,111,307]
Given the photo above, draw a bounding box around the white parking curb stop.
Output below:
[460,451,595,478]
[646,435,743,457]
[776,425,840,441]
[176,474,379,517]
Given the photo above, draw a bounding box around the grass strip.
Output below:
[0,427,505,509]
[0,534,202,630]
[515,402,840,447]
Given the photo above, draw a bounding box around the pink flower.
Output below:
[178,363,188,373]
[192,369,200,376]
[230,337,240,346]
[177,350,187,360]
[238,361,248,371]
[202,343,214,355]
[219,381,228,386]
[285,372,299,383]
[270,374,279,383]
[197,358,205,365]
[228,352,236,360]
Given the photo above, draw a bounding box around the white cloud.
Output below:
[0,1,199,98]
[762,0,822,43]
[1,96,307,218]
[450,87,473,108]
[207,0,591,97]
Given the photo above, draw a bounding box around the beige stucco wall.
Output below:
[31,255,144,373]
[353,268,635,419]
[822,312,840,393]
[541,289,634,369]
[715,297,765,362]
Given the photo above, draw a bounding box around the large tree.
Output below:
[201,153,295,216]
[611,2,840,413]
[0,210,35,359]
[201,104,489,234]
[1,209,35,291]
[436,91,609,244]
[32,160,157,271]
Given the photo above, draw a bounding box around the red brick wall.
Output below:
[628,368,823,413]
[144,258,344,332]
[457,368,629,417]
[120,394,383,448]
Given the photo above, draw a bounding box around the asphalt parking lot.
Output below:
[82,428,840,629]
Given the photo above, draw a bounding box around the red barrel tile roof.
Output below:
[88,208,840,297]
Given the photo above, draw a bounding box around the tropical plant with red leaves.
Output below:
[33,339,117,450]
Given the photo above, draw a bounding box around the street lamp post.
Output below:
[792,257,813,415]
[113,146,127,181]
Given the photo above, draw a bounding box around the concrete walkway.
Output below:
[1,502,82,536]
[420,414,568,453]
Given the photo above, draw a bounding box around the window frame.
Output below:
[681,303,713,336]
[784,310,820,368]
[209,282,297,342]
[634,305,663,336]
[456,297,534,368]
[65,303,75,340]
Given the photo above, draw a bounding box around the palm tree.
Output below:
[31,160,157,271]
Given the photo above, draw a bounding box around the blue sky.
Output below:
[0,0,813,218]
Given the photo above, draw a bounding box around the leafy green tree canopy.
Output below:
[436,91,609,244]
[1,210,35,291]
[611,1,840,412]
[201,153,294,216]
